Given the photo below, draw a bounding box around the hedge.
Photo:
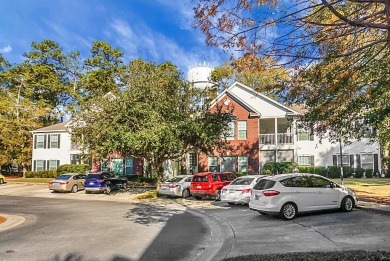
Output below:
[57,164,90,175]
[25,170,57,178]
[263,162,299,175]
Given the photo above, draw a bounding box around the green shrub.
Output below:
[234,172,249,177]
[57,164,90,175]
[354,168,365,178]
[25,170,57,178]
[327,166,340,179]
[365,169,373,178]
[263,162,298,175]
[127,175,157,184]
[382,156,390,178]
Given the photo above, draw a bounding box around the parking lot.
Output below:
[1,183,390,261]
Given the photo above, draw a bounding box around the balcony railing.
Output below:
[260,133,294,145]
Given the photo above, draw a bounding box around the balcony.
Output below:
[260,133,293,145]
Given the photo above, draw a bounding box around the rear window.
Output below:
[230,177,254,185]
[56,175,72,180]
[86,174,102,179]
[253,179,276,190]
[166,177,183,183]
[193,175,209,182]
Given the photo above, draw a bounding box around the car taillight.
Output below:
[168,185,179,188]
[97,179,105,182]
[59,181,69,185]
[237,188,251,193]
[262,190,280,197]
[49,182,53,185]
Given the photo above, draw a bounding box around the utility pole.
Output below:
[339,135,344,185]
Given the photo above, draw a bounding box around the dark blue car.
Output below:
[84,172,128,194]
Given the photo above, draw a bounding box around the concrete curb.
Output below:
[0,214,26,232]
[357,201,390,216]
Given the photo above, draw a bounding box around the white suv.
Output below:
[249,173,358,220]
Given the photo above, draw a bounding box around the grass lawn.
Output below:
[332,178,390,204]
[6,177,52,183]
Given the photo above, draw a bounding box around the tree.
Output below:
[72,59,232,182]
[194,0,390,141]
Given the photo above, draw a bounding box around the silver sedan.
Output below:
[158,175,193,198]
[221,175,266,205]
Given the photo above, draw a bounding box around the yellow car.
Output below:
[0,174,5,184]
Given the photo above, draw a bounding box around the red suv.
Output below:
[190,172,236,200]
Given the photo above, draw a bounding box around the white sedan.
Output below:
[221,175,266,205]
[157,175,193,198]
[249,173,358,220]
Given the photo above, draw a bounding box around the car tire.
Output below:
[194,196,202,200]
[182,189,190,198]
[105,185,112,195]
[0,178,4,184]
[341,196,354,212]
[280,202,297,220]
[71,185,78,193]
[214,190,221,201]
[122,182,127,189]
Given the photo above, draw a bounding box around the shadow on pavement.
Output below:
[52,253,134,261]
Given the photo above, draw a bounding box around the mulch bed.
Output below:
[0,215,7,224]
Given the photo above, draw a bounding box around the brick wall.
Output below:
[198,95,260,174]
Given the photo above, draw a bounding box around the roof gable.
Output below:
[31,120,71,133]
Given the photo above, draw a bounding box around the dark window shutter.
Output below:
[310,128,314,141]
[34,160,36,171]
[333,155,337,166]
[34,135,37,149]
[44,135,47,149]
[374,154,379,172]
[57,160,60,169]
[48,135,51,149]
[356,154,361,168]
[58,134,61,148]
[350,155,354,168]
[310,156,315,166]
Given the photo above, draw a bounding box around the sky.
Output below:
[0,0,231,74]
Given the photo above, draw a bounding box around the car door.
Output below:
[291,175,317,211]
[309,175,339,209]
[76,174,86,189]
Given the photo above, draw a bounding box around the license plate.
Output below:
[89,182,94,185]
[161,187,167,190]
[197,186,201,189]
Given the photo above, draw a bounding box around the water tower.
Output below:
[187,63,217,90]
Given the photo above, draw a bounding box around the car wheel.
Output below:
[122,182,127,189]
[280,202,297,220]
[214,190,221,201]
[0,178,4,184]
[182,189,190,198]
[227,202,235,205]
[71,184,78,193]
[105,185,112,194]
[194,196,202,200]
[341,196,354,212]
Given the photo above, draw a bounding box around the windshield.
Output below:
[230,178,254,185]
[56,175,72,180]
[166,177,184,183]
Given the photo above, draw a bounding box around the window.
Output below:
[310,176,331,188]
[226,121,235,140]
[35,135,46,149]
[221,156,236,172]
[35,160,45,171]
[70,154,80,165]
[48,160,59,170]
[49,134,60,148]
[298,128,310,141]
[188,152,198,173]
[361,154,374,169]
[208,156,218,172]
[238,156,248,173]
[101,159,109,171]
[212,174,219,181]
[111,158,124,175]
[238,121,247,140]
[292,176,310,187]
[125,158,134,175]
[298,155,314,166]
[336,155,350,166]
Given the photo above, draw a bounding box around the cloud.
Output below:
[156,0,195,30]
[0,44,12,53]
